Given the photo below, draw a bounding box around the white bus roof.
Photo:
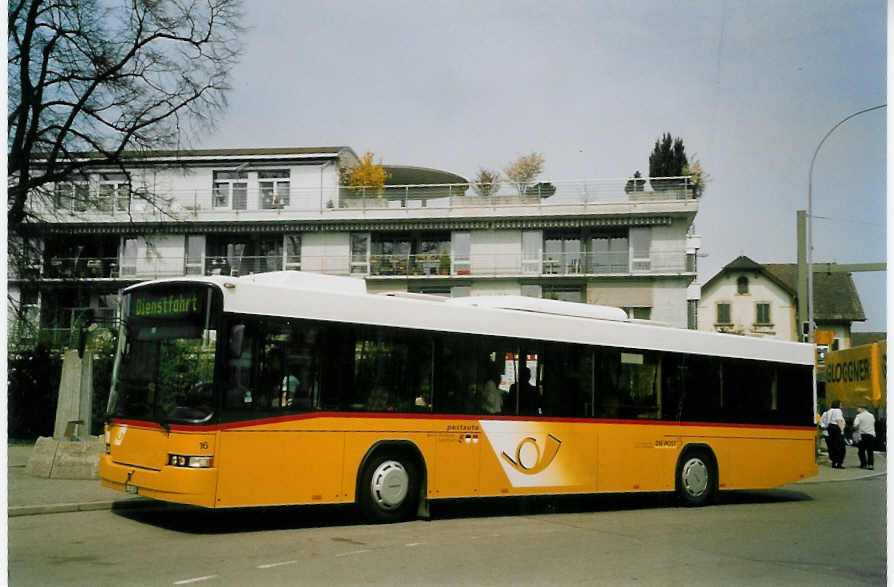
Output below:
[125,271,815,366]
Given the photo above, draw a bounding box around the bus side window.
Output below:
[434,332,482,414]
[681,356,722,422]
[283,325,319,411]
[317,323,355,411]
[538,343,593,418]
[595,349,621,418]
[224,321,255,409]
[660,353,686,422]
[349,325,418,413]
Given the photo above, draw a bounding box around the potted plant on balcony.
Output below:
[648,133,688,192]
[525,182,556,199]
[624,171,646,193]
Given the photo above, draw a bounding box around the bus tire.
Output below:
[358,451,419,523]
[675,447,717,507]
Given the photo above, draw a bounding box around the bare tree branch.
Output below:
[8,0,244,230]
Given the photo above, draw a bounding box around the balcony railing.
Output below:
[19,249,693,282]
[42,256,120,279]
[203,255,300,276]
[9,307,119,349]
[31,177,697,220]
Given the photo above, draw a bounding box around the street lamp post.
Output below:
[806,104,885,342]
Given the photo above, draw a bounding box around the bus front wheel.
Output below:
[358,452,419,523]
[675,448,717,507]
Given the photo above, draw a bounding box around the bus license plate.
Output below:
[125,484,138,494]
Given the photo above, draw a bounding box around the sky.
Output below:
[201,0,887,332]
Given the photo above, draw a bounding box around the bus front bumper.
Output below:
[100,454,218,508]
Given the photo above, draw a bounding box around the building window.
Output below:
[716,303,731,324]
[542,286,583,303]
[213,170,248,210]
[737,276,749,294]
[350,233,370,274]
[417,234,451,276]
[521,284,542,298]
[521,231,542,274]
[120,238,138,277]
[755,302,771,325]
[205,235,282,276]
[185,235,205,275]
[624,307,652,320]
[452,231,471,275]
[591,230,628,273]
[54,182,90,211]
[408,286,451,297]
[370,233,411,275]
[630,227,652,272]
[543,231,582,275]
[259,170,290,209]
[257,237,283,273]
[366,232,450,276]
[99,173,130,212]
[205,238,245,275]
[408,286,471,298]
[285,235,301,270]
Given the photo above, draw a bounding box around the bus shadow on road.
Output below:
[112,487,812,533]
[113,502,363,533]
[714,488,814,506]
[430,487,813,520]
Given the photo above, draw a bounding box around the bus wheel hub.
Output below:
[370,460,409,510]
[681,458,708,496]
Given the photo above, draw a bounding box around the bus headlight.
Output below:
[168,454,213,468]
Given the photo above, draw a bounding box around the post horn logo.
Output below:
[501,434,562,475]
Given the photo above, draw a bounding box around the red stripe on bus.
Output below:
[108,413,817,433]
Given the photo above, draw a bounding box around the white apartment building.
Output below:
[9,146,702,344]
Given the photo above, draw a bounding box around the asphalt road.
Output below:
[9,477,886,586]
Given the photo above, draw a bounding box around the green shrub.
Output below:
[90,332,118,435]
[8,345,63,439]
[8,328,118,439]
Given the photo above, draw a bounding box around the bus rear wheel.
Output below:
[358,452,419,523]
[676,448,716,507]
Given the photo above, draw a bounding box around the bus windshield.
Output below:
[107,284,219,424]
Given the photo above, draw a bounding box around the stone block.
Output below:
[53,349,93,440]
[25,436,105,480]
[25,436,58,478]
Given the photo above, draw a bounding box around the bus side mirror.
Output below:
[229,324,246,358]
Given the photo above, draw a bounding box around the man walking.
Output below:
[852,406,877,470]
[821,400,846,468]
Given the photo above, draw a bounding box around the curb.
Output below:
[797,470,886,484]
[8,498,156,518]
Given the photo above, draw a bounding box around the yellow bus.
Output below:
[100,271,817,522]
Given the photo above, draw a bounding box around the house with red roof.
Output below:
[697,255,866,349]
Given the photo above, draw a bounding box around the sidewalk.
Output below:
[6,442,886,517]
[799,443,886,484]
[7,443,150,517]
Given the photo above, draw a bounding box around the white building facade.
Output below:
[697,255,866,349]
[9,147,702,344]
